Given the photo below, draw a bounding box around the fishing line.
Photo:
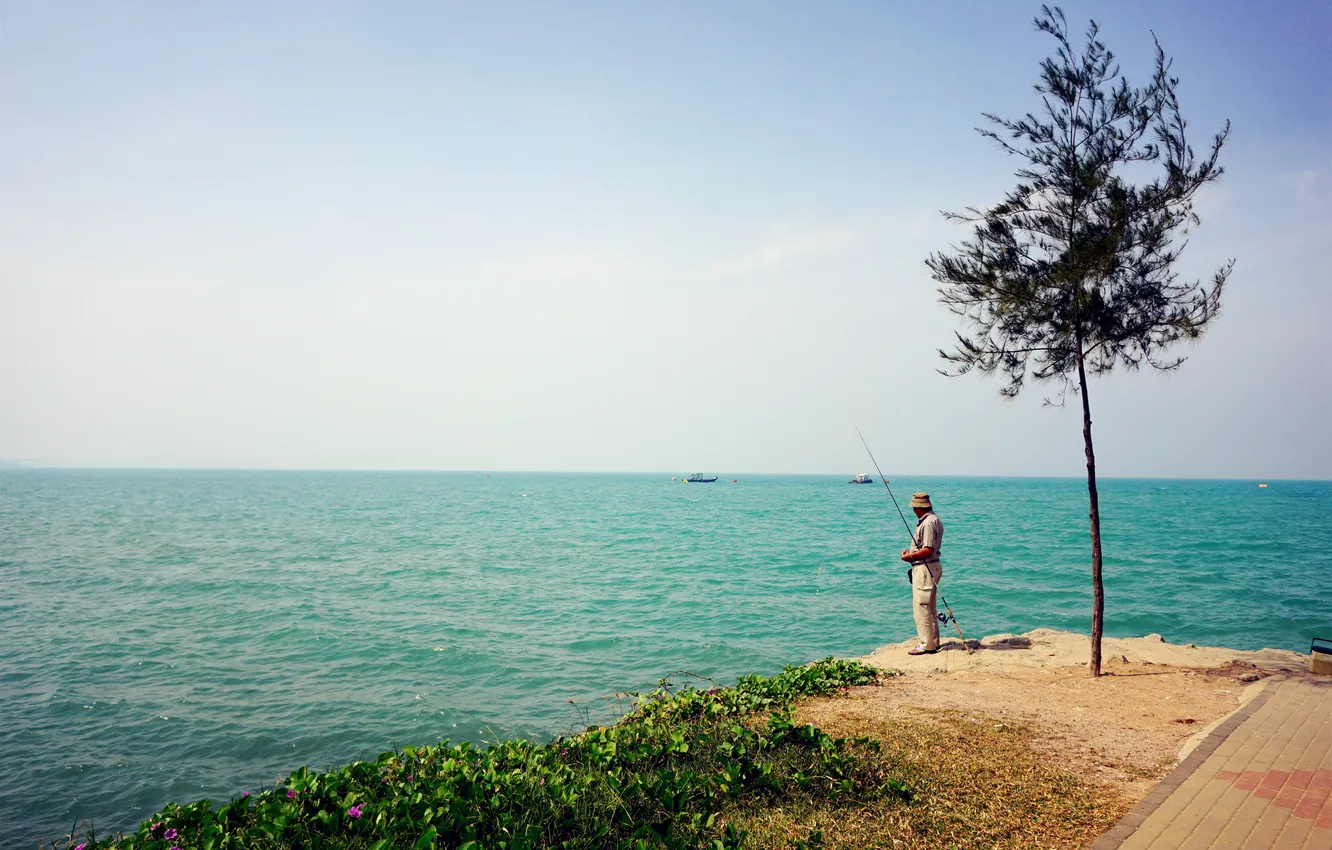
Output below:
[855,427,972,654]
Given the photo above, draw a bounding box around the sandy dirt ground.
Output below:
[802,629,1313,799]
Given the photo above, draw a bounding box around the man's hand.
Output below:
[901,549,913,562]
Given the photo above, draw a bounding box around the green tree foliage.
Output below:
[926,6,1231,677]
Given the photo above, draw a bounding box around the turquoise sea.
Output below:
[1,471,1328,847]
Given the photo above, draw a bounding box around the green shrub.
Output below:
[67,658,901,850]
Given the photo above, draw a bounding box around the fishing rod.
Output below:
[855,427,972,655]
[855,427,913,540]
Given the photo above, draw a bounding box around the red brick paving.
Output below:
[1093,675,1332,848]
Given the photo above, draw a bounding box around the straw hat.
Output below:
[909,492,933,509]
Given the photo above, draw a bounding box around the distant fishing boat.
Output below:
[849,473,874,484]
[686,473,718,483]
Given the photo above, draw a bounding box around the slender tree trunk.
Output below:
[1076,348,1105,678]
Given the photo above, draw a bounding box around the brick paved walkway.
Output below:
[1093,675,1332,849]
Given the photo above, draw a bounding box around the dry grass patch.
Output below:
[727,705,1132,849]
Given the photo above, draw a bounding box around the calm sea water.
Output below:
[1,471,1328,847]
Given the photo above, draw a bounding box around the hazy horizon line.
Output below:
[0,465,1322,483]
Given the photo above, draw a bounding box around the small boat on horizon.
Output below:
[849,473,874,484]
[686,473,718,483]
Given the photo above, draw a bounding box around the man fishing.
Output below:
[900,492,943,655]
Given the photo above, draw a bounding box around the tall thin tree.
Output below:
[926,6,1232,677]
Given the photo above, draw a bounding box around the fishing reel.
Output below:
[936,611,955,626]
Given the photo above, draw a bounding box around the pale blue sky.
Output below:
[1,1,1328,477]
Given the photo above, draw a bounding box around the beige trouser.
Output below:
[911,561,943,650]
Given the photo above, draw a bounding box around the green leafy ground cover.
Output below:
[61,658,898,850]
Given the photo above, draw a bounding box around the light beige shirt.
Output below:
[912,511,943,564]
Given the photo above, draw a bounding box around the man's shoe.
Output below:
[907,646,940,656]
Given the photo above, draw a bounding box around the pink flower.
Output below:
[286,789,296,798]
[347,804,363,819]
[163,828,178,840]
[74,844,86,850]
